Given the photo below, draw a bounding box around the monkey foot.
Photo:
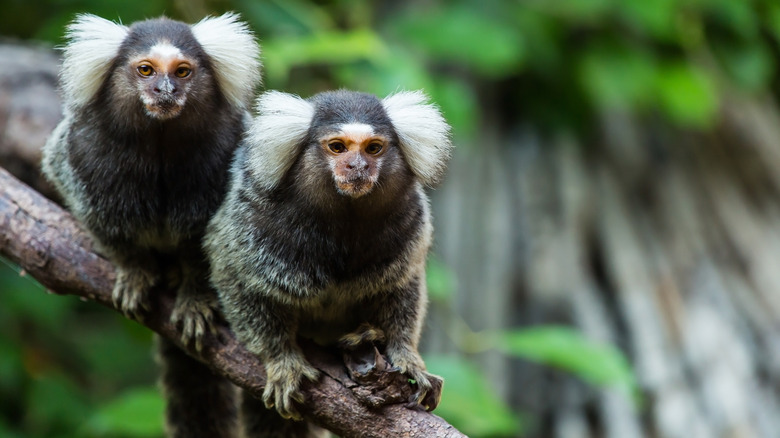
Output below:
[263,356,320,421]
[170,292,218,352]
[112,268,154,319]
[338,322,386,350]
[338,328,443,411]
[405,368,444,412]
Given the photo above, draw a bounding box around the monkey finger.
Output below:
[278,395,302,421]
[262,385,276,410]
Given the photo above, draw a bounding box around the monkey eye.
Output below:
[175,66,191,78]
[328,141,347,153]
[137,64,154,77]
[365,142,383,155]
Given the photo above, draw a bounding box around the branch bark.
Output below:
[0,166,465,438]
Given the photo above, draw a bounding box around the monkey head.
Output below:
[244,89,452,203]
[59,13,261,122]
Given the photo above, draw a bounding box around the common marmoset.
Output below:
[205,89,452,432]
[41,13,261,438]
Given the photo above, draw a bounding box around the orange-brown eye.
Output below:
[175,66,191,78]
[365,142,383,155]
[137,64,154,76]
[328,141,347,153]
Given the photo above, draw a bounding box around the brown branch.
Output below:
[0,166,465,438]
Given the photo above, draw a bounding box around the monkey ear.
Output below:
[191,13,262,110]
[61,14,129,111]
[244,91,315,190]
[382,91,453,187]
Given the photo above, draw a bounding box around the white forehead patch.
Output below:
[148,42,183,61]
[339,123,374,136]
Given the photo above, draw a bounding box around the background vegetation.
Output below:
[2,0,780,437]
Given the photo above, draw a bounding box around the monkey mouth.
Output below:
[143,95,185,120]
[335,176,375,198]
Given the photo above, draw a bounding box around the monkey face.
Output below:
[130,42,197,120]
[320,123,389,198]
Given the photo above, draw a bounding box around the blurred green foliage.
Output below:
[0,260,158,438]
[2,0,779,436]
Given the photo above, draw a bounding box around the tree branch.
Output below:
[0,166,465,438]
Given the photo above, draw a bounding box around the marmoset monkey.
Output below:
[41,13,261,438]
[205,89,452,433]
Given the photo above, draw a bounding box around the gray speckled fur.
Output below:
[206,90,451,434]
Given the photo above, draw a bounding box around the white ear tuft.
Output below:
[191,12,262,110]
[245,91,315,190]
[382,90,453,187]
[61,14,129,111]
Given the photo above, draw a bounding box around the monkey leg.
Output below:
[170,251,220,351]
[156,336,238,438]
[369,279,444,411]
[240,390,329,438]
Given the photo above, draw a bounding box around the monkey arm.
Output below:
[0,167,465,438]
[220,288,320,420]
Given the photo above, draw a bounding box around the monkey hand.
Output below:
[112,267,155,319]
[170,290,219,352]
[262,354,320,421]
[388,348,444,412]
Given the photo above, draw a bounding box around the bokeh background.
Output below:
[2,0,780,437]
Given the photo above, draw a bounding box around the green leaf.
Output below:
[703,0,759,39]
[428,76,479,139]
[526,0,614,24]
[391,6,524,77]
[425,356,522,437]
[654,62,719,128]
[616,0,677,39]
[25,374,91,434]
[0,262,72,332]
[82,387,164,437]
[262,29,387,85]
[0,338,24,394]
[578,43,657,110]
[426,257,456,302]
[714,42,775,92]
[766,4,780,45]
[495,326,639,401]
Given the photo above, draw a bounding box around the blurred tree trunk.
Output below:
[429,96,780,437]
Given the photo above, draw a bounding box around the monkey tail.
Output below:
[156,336,238,438]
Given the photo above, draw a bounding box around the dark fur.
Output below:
[206,90,444,436]
[42,16,255,438]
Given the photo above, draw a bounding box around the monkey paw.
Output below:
[112,268,155,319]
[170,292,218,352]
[262,356,320,421]
[389,351,444,411]
[338,322,386,350]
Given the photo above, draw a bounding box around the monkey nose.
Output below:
[346,160,369,171]
[153,78,177,95]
